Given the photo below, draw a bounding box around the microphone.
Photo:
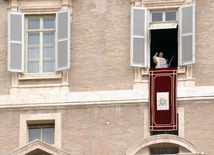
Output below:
[168,55,175,67]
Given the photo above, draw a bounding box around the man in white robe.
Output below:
[153,52,167,68]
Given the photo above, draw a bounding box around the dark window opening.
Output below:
[151,148,179,154]
[150,130,178,136]
[150,28,178,68]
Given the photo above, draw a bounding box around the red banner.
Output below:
[149,68,177,131]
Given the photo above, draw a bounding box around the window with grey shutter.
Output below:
[179,4,195,66]
[8,12,24,72]
[130,7,147,67]
[56,10,70,71]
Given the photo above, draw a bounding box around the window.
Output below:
[150,130,178,136]
[19,113,61,148]
[26,16,55,73]
[150,148,179,154]
[130,4,195,68]
[28,124,54,144]
[151,11,177,22]
[8,10,70,73]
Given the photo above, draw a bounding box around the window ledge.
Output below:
[18,72,62,80]
[141,66,186,75]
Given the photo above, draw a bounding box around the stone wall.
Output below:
[194,0,214,86]
[70,0,134,92]
[1,100,214,154]
[0,1,11,95]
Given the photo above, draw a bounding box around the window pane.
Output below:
[151,148,179,154]
[28,61,39,73]
[28,47,40,59]
[152,12,162,22]
[43,47,54,58]
[166,12,176,21]
[28,18,40,29]
[43,61,55,72]
[43,18,55,29]
[29,128,41,142]
[28,33,40,45]
[43,33,55,44]
[42,127,54,144]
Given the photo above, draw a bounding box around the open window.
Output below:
[130,4,195,68]
[8,10,70,73]
[150,28,178,68]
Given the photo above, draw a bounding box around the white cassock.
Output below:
[153,55,167,68]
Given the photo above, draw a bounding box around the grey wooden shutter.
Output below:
[179,4,195,66]
[130,7,147,67]
[56,10,70,71]
[8,12,24,72]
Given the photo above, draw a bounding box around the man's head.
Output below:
[159,52,163,58]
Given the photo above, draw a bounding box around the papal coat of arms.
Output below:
[157,92,169,110]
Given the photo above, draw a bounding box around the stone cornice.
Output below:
[0,86,214,109]
[8,0,73,12]
[8,140,70,155]
[131,0,192,9]
[19,6,61,14]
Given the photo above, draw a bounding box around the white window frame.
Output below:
[25,15,56,74]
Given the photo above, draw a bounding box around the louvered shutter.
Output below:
[179,4,195,66]
[8,12,24,72]
[130,7,147,67]
[56,10,70,71]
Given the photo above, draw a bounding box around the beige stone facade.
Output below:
[0,0,213,154]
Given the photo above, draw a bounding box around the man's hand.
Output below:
[155,52,158,56]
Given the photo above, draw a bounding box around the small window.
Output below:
[150,148,179,154]
[166,11,176,21]
[151,11,177,22]
[152,12,162,22]
[150,130,178,136]
[28,124,55,144]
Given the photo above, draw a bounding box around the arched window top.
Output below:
[125,134,204,155]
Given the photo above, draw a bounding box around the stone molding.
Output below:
[8,0,72,12]
[125,134,205,155]
[0,86,214,109]
[130,0,191,8]
[8,140,70,155]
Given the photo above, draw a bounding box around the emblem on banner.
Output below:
[157,92,169,110]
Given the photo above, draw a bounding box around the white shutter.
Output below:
[130,7,147,67]
[179,4,195,66]
[8,12,24,72]
[56,10,70,71]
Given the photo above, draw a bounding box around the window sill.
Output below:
[18,72,62,80]
[141,66,185,75]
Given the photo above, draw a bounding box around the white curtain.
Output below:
[29,128,41,142]
[43,32,55,72]
[42,127,54,144]
[28,33,40,73]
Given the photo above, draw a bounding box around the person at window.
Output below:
[153,52,168,68]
